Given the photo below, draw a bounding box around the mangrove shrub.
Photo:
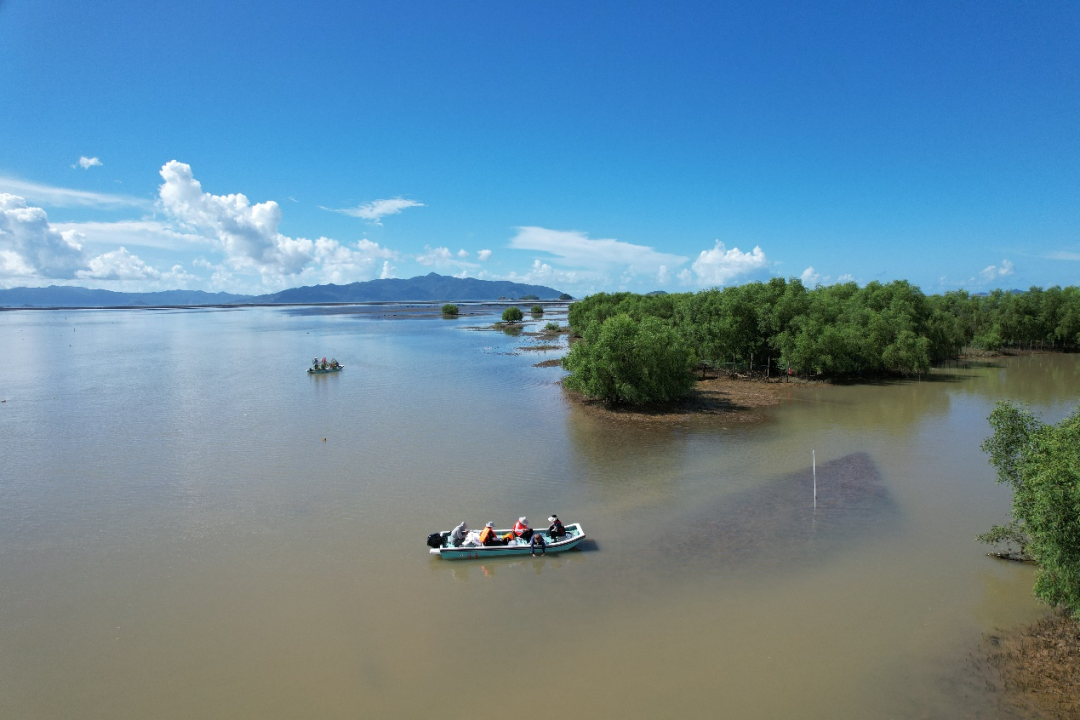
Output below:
[502,307,524,324]
[981,401,1080,616]
[441,304,459,316]
[562,313,693,405]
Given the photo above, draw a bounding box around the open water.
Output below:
[1,305,1077,718]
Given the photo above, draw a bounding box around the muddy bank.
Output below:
[981,612,1080,719]
[566,375,806,424]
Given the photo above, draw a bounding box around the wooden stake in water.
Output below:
[813,450,817,509]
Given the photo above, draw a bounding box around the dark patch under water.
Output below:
[676,452,897,569]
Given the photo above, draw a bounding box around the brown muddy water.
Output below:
[1,306,1078,719]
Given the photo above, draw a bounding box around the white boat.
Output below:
[428,523,586,560]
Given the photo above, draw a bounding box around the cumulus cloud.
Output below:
[380,260,397,279]
[456,249,468,258]
[690,241,768,286]
[800,266,822,286]
[415,245,478,272]
[799,267,855,287]
[74,156,103,170]
[323,197,424,224]
[77,247,161,280]
[0,176,148,209]
[416,246,452,265]
[0,194,87,279]
[980,259,1015,281]
[509,227,687,277]
[157,161,396,285]
[477,249,492,261]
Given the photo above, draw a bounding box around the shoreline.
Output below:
[563,375,804,424]
[982,612,1080,718]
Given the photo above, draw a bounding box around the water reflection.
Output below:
[428,550,588,582]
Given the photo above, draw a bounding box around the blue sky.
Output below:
[1,1,1077,296]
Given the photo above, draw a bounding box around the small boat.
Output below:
[307,365,344,374]
[428,523,586,560]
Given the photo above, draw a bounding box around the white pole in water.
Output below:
[813,450,817,509]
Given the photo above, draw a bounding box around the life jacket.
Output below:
[479,527,497,544]
[513,521,529,536]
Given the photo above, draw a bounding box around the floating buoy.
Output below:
[322,438,327,442]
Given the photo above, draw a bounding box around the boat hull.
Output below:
[307,366,344,374]
[429,523,585,560]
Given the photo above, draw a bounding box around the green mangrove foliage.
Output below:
[441,304,459,316]
[566,281,1080,380]
[981,401,1080,616]
[531,305,544,315]
[502,307,524,324]
[562,314,693,405]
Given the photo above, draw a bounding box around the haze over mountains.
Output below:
[0,273,567,308]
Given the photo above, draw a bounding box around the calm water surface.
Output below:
[1,307,1077,718]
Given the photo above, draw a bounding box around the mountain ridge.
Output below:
[0,273,568,308]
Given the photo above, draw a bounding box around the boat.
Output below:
[427,523,586,560]
[307,364,344,374]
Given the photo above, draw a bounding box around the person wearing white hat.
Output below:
[547,514,566,539]
[503,516,532,543]
[479,521,502,546]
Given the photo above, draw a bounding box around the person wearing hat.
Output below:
[503,516,532,543]
[449,521,469,547]
[479,521,503,546]
[547,514,566,539]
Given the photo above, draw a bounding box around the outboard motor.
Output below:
[426,532,444,549]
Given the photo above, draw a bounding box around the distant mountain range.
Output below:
[0,286,250,308]
[0,273,569,308]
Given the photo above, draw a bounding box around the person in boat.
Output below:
[547,514,566,539]
[330,358,339,369]
[530,532,546,556]
[502,516,532,543]
[479,521,504,546]
[449,521,469,547]
[312,357,319,370]
[321,356,328,370]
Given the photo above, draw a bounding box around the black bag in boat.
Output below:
[426,532,444,548]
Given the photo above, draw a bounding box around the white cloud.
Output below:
[0,176,148,209]
[0,194,87,279]
[457,249,468,258]
[323,197,424,224]
[477,249,492,261]
[77,247,161,280]
[51,220,209,250]
[690,241,768,286]
[657,265,671,284]
[157,160,396,285]
[380,260,397,279]
[416,246,453,266]
[75,156,103,170]
[509,227,687,276]
[836,273,854,283]
[800,266,822,286]
[415,245,479,273]
[1045,251,1080,261]
[980,259,1015,282]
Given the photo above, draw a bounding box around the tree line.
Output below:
[562,280,1080,405]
